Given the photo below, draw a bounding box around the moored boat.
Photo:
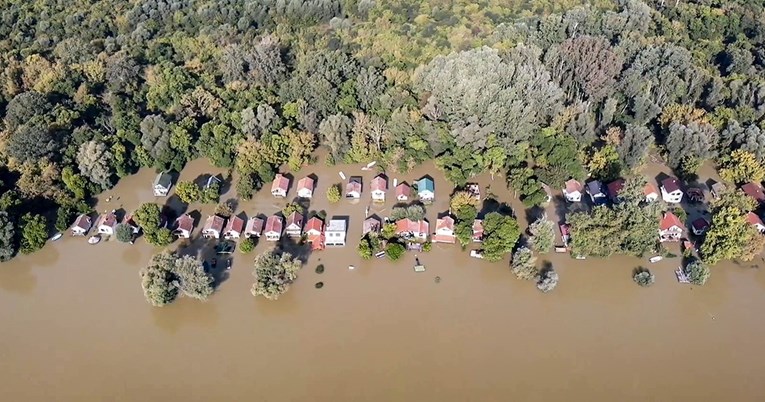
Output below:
[88,235,101,245]
[50,233,63,241]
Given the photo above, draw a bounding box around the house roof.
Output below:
[224,216,245,233]
[586,180,604,195]
[472,219,483,234]
[659,212,683,231]
[305,217,323,234]
[564,179,583,194]
[644,182,659,196]
[154,172,173,188]
[741,182,765,203]
[559,224,570,236]
[346,179,362,194]
[607,179,625,198]
[746,212,764,227]
[124,214,140,229]
[327,219,346,232]
[396,183,411,197]
[245,217,264,233]
[711,182,726,194]
[264,215,283,233]
[96,212,117,228]
[371,175,387,192]
[395,218,429,234]
[175,214,194,231]
[297,177,314,192]
[436,216,455,231]
[286,211,303,227]
[661,177,681,193]
[417,177,434,192]
[271,174,289,192]
[73,214,91,230]
[204,215,225,232]
[691,218,710,232]
[363,216,381,233]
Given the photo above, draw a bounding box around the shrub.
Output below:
[115,223,134,243]
[239,237,256,254]
[511,247,538,280]
[251,250,302,300]
[633,268,655,287]
[686,260,710,286]
[326,184,341,203]
[175,181,201,204]
[422,241,432,252]
[386,242,405,261]
[215,200,234,217]
[536,268,559,293]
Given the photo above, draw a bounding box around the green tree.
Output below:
[133,203,162,230]
[480,212,520,262]
[718,149,765,184]
[144,228,173,247]
[175,181,201,204]
[115,223,134,243]
[236,174,256,200]
[251,250,302,300]
[455,220,474,247]
[20,213,47,254]
[282,203,303,217]
[528,215,555,253]
[172,255,215,301]
[536,268,559,293]
[701,192,764,265]
[358,236,373,259]
[450,191,479,221]
[139,252,213,307]
[685,260,710,286]
[633,268,655,287]
[0,212,17,261]
[511,247,538,280]
[215,200,234,218]
[201,180,220,204]
[326,184,341,203]
[239,237,256,254]
[381,223,397,240]
[386,242,405,261]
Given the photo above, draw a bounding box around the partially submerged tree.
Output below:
[633,268,655,287]
[685,260,710,286]
[480,212,521,262]
[326,184,341,203]
[0,212,17,261]
[702,192,764,265]
[175,181,202,204]
[536,267,559,293]
[251,250,302,300]
[139,252,214,307]
[511,247,538,280]
[115,223,134,243]
[528,215,555,253]
[77,140,115,190]
[20,213,47,254]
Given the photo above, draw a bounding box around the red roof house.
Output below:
[285,211,304,237]
[563,179,584,202]
[296,177,315,198]
[741,182,765,204]
[223,215,245,240]
[173,213,195,239]
[264,215,283,241]
[607,179,625,202]
[245,217,264,238]
[271,174,289,198]
[690,218,710,235]
[472,219,484,242]
[644,183,659,202]
[395,218,429,241]
[202,215,225,239]
[71,214,92,236]
[395,182,411,201]
[659,212,683,242]
[370,175,387,201]
[433,216,456,244]
[304,217,324,249]
[746,212,765,233]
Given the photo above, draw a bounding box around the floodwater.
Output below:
[2,153,765,402]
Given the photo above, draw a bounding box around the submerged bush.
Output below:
[633,268,655,287]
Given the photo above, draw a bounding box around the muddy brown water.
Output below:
[2,153,765,401]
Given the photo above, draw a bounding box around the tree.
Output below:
[545,35,623,102]
[511,247,538,280]
[357,237,373,259]
[633,269,655,287]
[144,228,173,247]
[685,260,710,286]
[718,150,765,184]
[480,212,521,262]
[536,268,559,293]
[319,114,353,162]
[664,121,718,169]
[386,242,405,261]
[20,213,47,254]
[450,191,479,222]
[239,237,256,254]
[172,255,214,301]
[133,203,162,231]
[201,180,220,204]
[236,174,257,200]
[77,140,115,189]
[215,201,234,218]
[115,224,134,243]
[616,124,653,170]
[455,220,474,247]
[0,212,17,261]
[381,223,397,240]
[140,253,178,307]
[528,215,555,253]
[140,115,174,169]
[282,203,303,218]
[391,205,426,221]
[251,250,302,300]
[175,181,202,204]
[326,184,341,203]
[701,192,763,265]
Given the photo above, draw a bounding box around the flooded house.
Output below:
[472,219,484,242]
[659,212,684,242]
[271,174,289,198]
[660,177,683,204]
[202,215,225,239]
[296,177,315,199]
[395,218,429,242]
[466,183,481,201]
[746,212,765,233]
[686,187,704,203]
[285,211,304,237]
[691,218,710,235]
[223,215,245,240]
[644,182,659,203]
[416,177,435,202]
[305,217,324,249]
[607,179,625,203]
[71,214,92,236]
[362,216,381,236]
[325,219,347,246]
[710,181,727,199]
[95,211,118,236]
[153,172,173,197]
[433,216,456,244]
[123,214,141,234]
[244,217,264,238]
[264,215,283,241]
[173,214,195,239]
[346,177,362,199]
[741,182,765,205]
[586,180,607,205]
[563,179,584,202]
[560,224,571,246]
[395,182,411,202]
[370,175,387,202]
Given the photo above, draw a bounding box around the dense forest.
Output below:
[1,0,765,264]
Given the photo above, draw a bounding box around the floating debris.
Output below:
[315,264,325,274]
[315,282,324,289]
[434,276,441,284]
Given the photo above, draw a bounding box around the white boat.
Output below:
[88,235,101,245]
[339,171,346,180]
[50,233,63,241]
[649,256,663,263]
[470,250,484,259]
[348,265,355,270]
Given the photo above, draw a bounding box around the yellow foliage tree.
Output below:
[718,150,765,184]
